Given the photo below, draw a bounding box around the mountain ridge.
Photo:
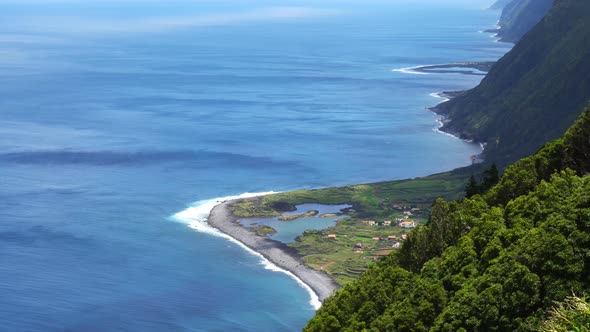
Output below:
[436,0,590,168]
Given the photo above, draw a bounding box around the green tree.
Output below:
[481,163,500,192]
[465,175,480,198]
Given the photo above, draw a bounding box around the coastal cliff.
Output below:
[436,0,590,168]
[305,107,590,331]
[304,0,590,329]
[489,0,513,10]
[204,1,590,324]
[494,0,554,43]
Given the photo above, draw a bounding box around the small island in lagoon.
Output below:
[216,188,427,286]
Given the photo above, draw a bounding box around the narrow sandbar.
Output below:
[207,197,340,302]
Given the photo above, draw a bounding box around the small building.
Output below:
[402,234,408,240]
[392,242,401,249]
[383,220,392,226]
[354,242,363,249]
[355,250,364,254]
[399,221,415,228]
[372,237,381,241]
[387,235,397,240]
[411,208,421,212]
[327,234,337,239]
[362,220,376,226]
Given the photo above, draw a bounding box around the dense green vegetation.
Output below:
[496,0,553,43]
[231,0,590,303]
[464,163,499,198]
[232,173,465,284]
[289,218,416,285]
[539,296,590,332]
[232,169,480,220]
[438,0,590,168]
[304,109,590,331]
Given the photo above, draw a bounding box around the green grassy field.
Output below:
[232,168,475,284]
[288,217,415,284]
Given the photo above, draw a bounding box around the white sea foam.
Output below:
[429,92,450,103]
[430,93,461,140]
[434,126,462,139]
[170,192,322,310]
[433,117,460,139]
[430,109,485,154]
[392,65,429,75]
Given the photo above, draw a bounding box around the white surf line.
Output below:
[392,65,431,75]
[429,92,450,103]
[429,92,462,140]
[170,192,322,310]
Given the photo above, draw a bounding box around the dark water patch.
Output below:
[0,150,299,169]
[0,225,90,247]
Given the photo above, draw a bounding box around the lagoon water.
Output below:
[0,1,510,331]
[239,204,351,243]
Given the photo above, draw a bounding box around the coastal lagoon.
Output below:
[0,1,511,331]
[239,204,351,243]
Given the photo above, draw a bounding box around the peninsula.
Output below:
[208,198,340,302]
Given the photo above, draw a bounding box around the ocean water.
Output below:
[0,1,510,331]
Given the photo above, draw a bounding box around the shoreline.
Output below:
[429,91,485,163]
[392,61,494,76]
[201,35,504,307]
[207,197,340,304]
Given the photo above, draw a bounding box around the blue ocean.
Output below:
[0,1,510,331]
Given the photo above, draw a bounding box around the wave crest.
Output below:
[170,192,322,310]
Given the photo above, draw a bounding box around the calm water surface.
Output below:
[0,1,510,330]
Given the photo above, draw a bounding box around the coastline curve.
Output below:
[171,193,339,310]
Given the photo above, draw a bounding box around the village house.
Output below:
[372,237,381,241]
[327,234,337,239]
[392,242,401,249]
[399,220,415,228]
[387,235,397,240]
[383,220,392,226]
[402,234,408,240]
[361,220,376,226]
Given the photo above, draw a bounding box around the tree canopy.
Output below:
[305,108,590,331]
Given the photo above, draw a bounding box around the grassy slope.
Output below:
[232,167,483,284]
[496,0,553,43]
[231,0,590,286]
[438,0,590,167]
[304,107,590,332]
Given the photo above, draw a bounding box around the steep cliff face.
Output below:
[305,106,590,332]
[489,0,513,10]
[496,0,554,43]
[437,0,590,167]
[302,3,590,330]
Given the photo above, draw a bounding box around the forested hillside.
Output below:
[437,0,590,168]
[495,0,553,43]
[304,107,590,331]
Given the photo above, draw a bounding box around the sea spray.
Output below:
[391,65,430,75]
[429,93,485,156]
[429,92,450,103]
[170,192,323,310]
